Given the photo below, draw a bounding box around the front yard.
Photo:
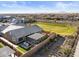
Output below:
[16,46,27,54]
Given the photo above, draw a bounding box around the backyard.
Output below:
[34,22,76,36]
[16,46,27,54]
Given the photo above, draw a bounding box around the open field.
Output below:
[34,22,76,36]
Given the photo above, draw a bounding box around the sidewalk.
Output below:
[74,36,79,57]
[0,37,17,48]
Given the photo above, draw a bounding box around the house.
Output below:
[0,46,15,57]
[18,33,46,50]
[9,17,25,25]
[10,18,18,24]
[0,16,11,23]
[1,25,43,44]
[26,33,46,44]
[0,24,9,36]
[0,24,8,31]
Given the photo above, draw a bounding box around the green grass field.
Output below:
[34,22,76,36]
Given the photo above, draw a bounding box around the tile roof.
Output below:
[1,24,42,44]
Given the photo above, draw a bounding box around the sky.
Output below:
[0,1,79,13]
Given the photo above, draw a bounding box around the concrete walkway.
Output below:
[74,40,79,57]
[0,37,17,48]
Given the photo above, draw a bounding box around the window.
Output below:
[18,36,26,43]
[18,38,22,42]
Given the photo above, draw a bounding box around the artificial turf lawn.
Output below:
[34,22,76,36]
[16,46,27,54]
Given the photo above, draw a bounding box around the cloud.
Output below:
[0,1,79,13]
[53,2,79,13]
[0,1,27,8]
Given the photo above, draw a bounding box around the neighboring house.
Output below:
[0,16,11,23]
[0,46,15,57]
[1,25,42,44]
[9,18,25,25]
[0,24,9,36]
[0,24,8,31]
[10,18,18,24]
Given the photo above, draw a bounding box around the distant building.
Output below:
[0,16,11,22]
[10,18,18,24]
[0,46,15,57]
[10,18,25,25]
